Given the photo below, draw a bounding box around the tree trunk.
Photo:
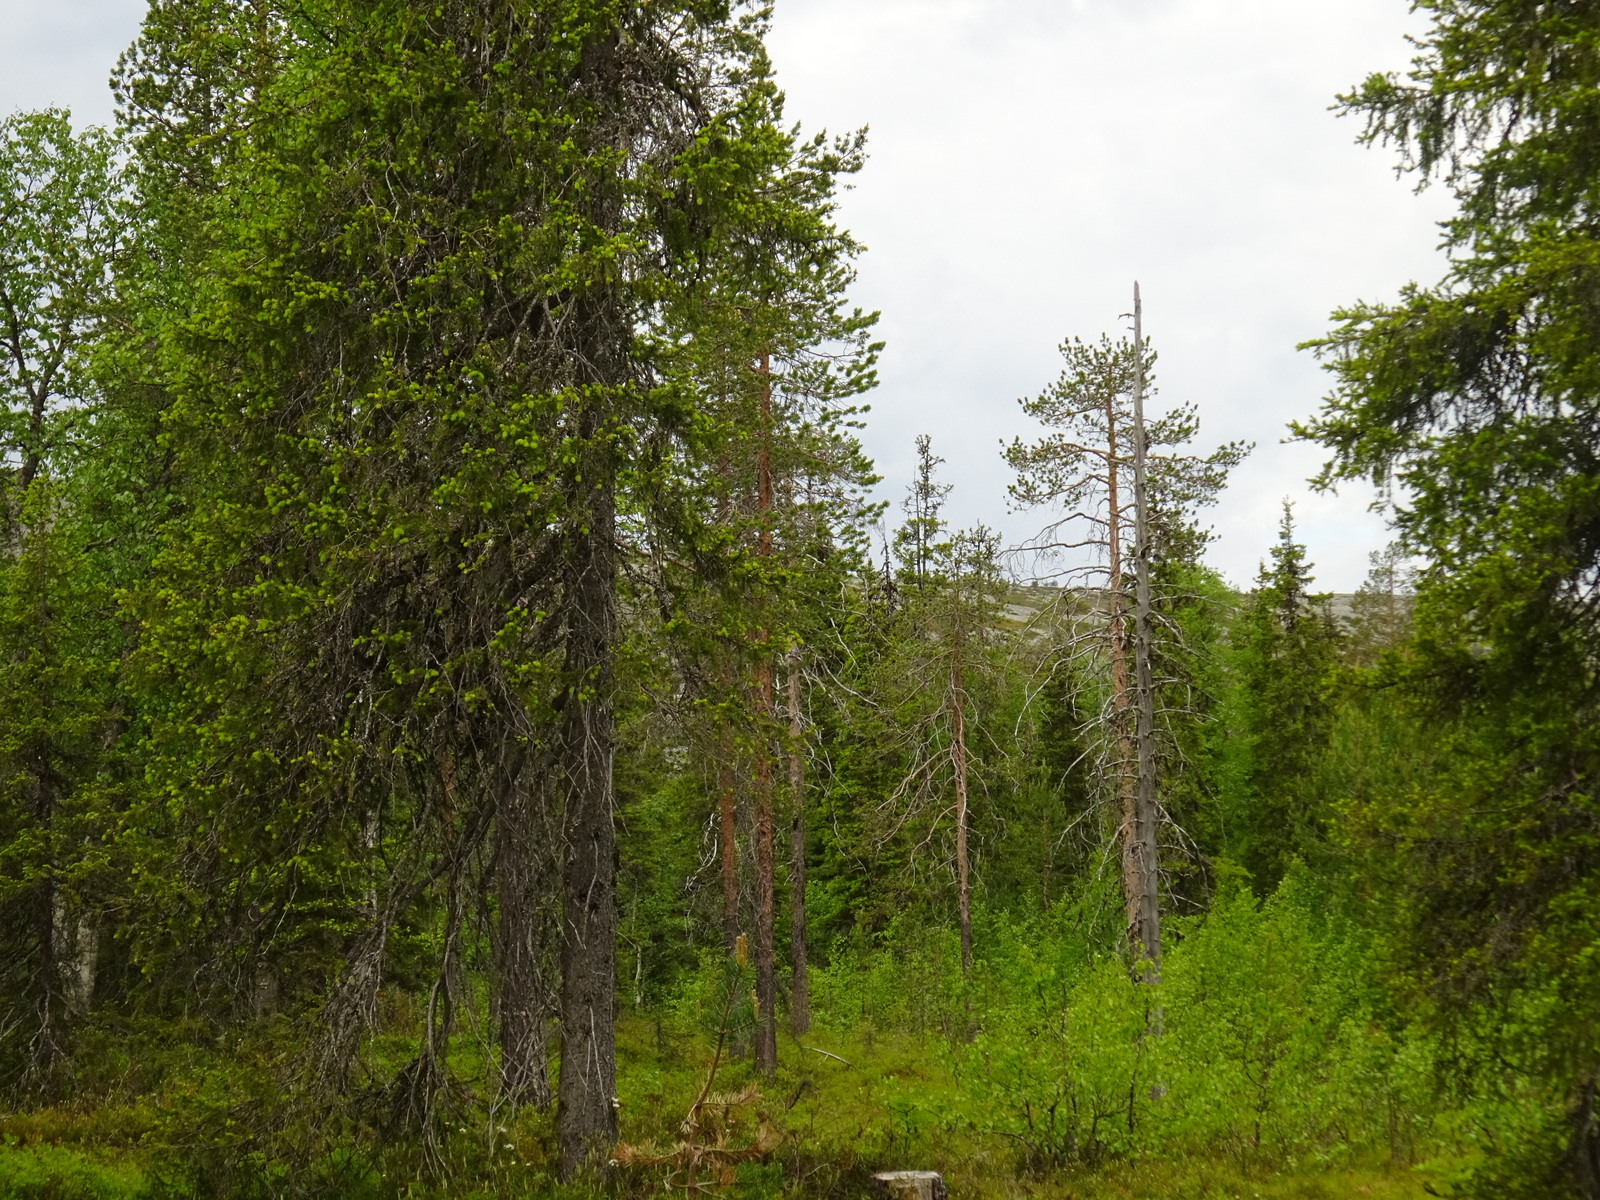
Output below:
[752,664,778,1076]
[58,907,97,1018]
[555,482,619,1175]
[786,650,809,1035]
[718,684,740,956]
[27,543,64,1090]
[750,350,778,1077]
[553,18,632,1172]
[951,620,973,976]
[1104,391,1143,965]
[1567,1074,1600,1200]
[497,758,555,1109]
[1129,282,1162,978]
[31,854,62,1088]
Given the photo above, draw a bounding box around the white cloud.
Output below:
[1,0,1454,588]
[0,0,144,130]
[767,0,1455,589]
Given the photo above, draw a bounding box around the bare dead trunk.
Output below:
[1128,283,1162,977]
[1105,395,1143,962]
[786,651,809,1035]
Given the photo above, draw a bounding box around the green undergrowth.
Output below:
[0,1144,149,1200]
[0,882,1470,1198]
[0,1018,1441,1200]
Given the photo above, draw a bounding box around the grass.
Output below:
[605,1011,1438,1200]
[0,1144,149,1199]
[0,1007,1442,1200]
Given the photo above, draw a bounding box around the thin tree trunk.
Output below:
[786,650,809,1035]
[31,825,62,1087]
[718,684,740,956]
[750,350,778,1078]
[27,526,63,1090]
[1129,282,1162,977]
[712,468,740,957]
[951,626,973,977]
[752,666,778,1076]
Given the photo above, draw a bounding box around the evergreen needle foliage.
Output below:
[0,2,1594,1199]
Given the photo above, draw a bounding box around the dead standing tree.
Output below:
[875,440,1007,976]
[1128,286,1161,978]
[1005,286,1245,973]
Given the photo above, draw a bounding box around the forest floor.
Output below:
[608,1016,1441,1200]
[0,1012,1444,1199]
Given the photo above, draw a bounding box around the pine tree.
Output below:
[1006,328,1245,968]
[1346,545,1415,669]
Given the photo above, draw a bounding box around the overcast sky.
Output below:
[1,0,1452,590]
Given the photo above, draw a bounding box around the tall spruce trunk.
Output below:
[555,469,619,1176]
[750,350,778,1077]
[1128,283,1162,977]
[786,651,809,1035]
[553,22,633,1173]
[496,761,554,1109]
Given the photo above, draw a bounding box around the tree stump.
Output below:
[870,1170,947,1200]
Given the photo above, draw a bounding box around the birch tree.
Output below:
[0,110,127,1092]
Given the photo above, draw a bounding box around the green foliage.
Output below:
[1211,505,1341,889]
[740,874,1437,1191]
[0,109,126,499]
[1299,4,1600,1192]
[0,2,1593,1198]
[0,1145,147,1200]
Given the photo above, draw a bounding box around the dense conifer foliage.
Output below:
[0,2,1597,1198]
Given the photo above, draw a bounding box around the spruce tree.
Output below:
[109,0,856,1170]
[1222,503,1340,889]
[1301,7,1600,1182]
